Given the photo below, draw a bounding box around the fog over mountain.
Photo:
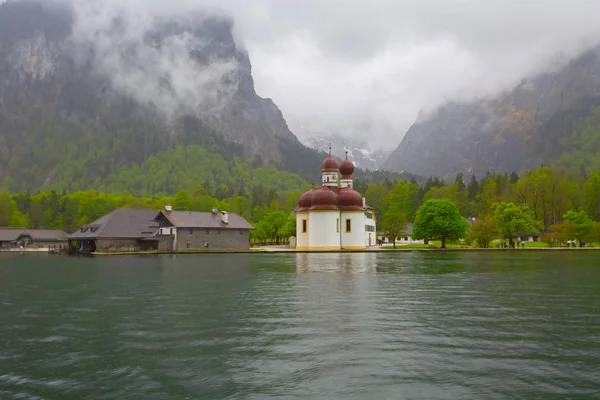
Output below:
[205,0,600,148]
[10,0,600,149]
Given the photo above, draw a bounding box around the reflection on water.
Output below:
[296,252,378,273]
[0,252,599,399]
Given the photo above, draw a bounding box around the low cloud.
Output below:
[69,0,240,118]
[61,0,600,147]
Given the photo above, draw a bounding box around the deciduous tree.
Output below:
[412,199,468,248]
[468,214,498,248]
[494,202,541,247]
[381,207,408,248]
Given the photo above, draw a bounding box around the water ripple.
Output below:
[0,252,599,399]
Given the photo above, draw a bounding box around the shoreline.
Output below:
[6,248,599,256]
[85,247,600,255]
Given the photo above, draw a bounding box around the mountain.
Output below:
[0,0,327,193]
[382,45,600,178]
[293,125,390,171]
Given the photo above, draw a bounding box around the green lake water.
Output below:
[0,252,599,399]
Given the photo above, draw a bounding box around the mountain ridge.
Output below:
[382,44,600,177]
[0,0,330,192]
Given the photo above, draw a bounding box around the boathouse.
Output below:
[0,228,68,250]
[68,207,253,252]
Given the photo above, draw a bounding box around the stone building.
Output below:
[154,208,254,251]
[68,209,160,252]
[68,207,253,253]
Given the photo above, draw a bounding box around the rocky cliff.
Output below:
[382,45,600,177]
[0,1,324,191]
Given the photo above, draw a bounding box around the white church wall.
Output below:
[308,211,341,250]
[341,211,366,249]
[296,212,309,250]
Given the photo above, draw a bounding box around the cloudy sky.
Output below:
[64,0,600,148]
[218,0,600,147]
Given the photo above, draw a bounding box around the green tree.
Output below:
[365,182,391,221]
[562,209,594,245]
[381,207,408,248]
[582,171,600,220]
[381,180,418,222]
[280,214,297,240]
[468,214,498,248]
[412,199,468,248]
[494,202,541,247]
[261,210,288,243]
[0,193,27,227]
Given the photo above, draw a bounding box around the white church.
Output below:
[295,151,376,250]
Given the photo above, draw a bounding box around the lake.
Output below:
[1,252,599,399]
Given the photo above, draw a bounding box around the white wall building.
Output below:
[295,152,376,250]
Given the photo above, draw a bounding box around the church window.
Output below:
[302,219,308,233]
[345,219,352,233]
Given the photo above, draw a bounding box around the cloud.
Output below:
[64,0,600,147]
[222,0,600,147]
[69,0,240,118]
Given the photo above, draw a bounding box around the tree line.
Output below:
[3,166,600,248]
[377,167,600,248]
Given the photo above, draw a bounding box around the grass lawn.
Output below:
[382,241,472,249]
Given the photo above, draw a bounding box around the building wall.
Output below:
[341,211,366,249]
[364,211,376,246]
[157,237,174,251]
[295,211,309,249]
[175,228,249,250]
[395,236,424,245]
[95,239,140,252]
[307,211,341,250]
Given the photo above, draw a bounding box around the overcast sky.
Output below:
[65,0,600,148]
[218,0,600,147]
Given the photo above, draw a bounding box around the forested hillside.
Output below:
[0,1,344,193]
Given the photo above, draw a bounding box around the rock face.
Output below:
[382,46,600,177]
[294,126,390,171]
[0,1,320,190]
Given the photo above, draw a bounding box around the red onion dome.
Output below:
[338,187,364,211]
[339,158,355,176]
[321,155,339,172]
[297,189,315,212]
[309,187,340,210]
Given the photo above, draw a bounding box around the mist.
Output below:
[63,0,600,147]
[68,0,241,119]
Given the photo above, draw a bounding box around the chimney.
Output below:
[362,197,366,208]
[165,204,172,212]
[221,211,229,224]
[212,208,218,214]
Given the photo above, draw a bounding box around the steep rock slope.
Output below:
[382,46,600,177]
[0,1,324,191]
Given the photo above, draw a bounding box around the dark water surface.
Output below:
[1,252,600,399]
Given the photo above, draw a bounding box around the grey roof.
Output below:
[0,228,68,242]
[68,209,160,240]
[158,210,254,230]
